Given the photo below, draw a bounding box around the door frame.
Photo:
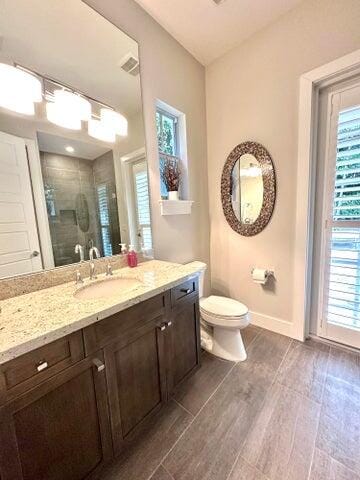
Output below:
[25,138,55,270]
[294,48,360,341]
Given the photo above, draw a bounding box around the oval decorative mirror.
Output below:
[221,141,276,236]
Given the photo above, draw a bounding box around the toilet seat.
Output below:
[200,296,249,329]
[200,295,248,318]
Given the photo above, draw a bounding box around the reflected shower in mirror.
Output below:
[0,0,152,278]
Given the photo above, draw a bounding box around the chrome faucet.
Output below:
[75,270,84,285]
[89,262,97,280]
[89,246,100,261]
[106,263,113,276]
[75,244,84,262]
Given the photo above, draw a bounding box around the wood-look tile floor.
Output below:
[100,326,360,480]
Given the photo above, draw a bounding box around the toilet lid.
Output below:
[200,295,248,318]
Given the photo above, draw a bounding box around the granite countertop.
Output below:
[0,260,205,365]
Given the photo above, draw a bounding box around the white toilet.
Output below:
[198,268,250,362]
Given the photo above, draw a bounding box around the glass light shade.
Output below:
[0,63,42,115]
[46,102,81,130]
[54,90,91,120]
[100,108,128,136]
[88,118,116,143]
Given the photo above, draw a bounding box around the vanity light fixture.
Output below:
[65,145,75,153]
[0,63,42,115]
[88,118,116,143]
[46,101,82,130]
[100,108,128,136]
[46,89,92,130]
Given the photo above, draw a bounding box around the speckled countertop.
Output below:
[0,260,205,365]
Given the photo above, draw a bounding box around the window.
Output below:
[156,108,179,198]
[97,184,112,257]
[156,108,178,156]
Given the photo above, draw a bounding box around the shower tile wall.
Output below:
[40,152,102,266]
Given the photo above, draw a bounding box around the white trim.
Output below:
[250,311,294,338]
[159,199,194,216]
[294,48,360,341]
[25,139,54,270]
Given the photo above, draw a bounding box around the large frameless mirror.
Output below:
[221,141,276,236]
[0,0,152,279]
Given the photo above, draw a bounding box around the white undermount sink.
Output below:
[74,277,143,300]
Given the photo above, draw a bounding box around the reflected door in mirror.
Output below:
[231,154,264,225]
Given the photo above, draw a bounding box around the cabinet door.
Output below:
[0,354,112,480]
[167,295,201,395]
[104,315,167,453]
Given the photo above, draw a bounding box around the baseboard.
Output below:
[250,311,295,338]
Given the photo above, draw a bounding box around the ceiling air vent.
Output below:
[120,53,140,77]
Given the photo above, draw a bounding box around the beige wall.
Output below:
[206,0,360,330]
[84,0,210,269]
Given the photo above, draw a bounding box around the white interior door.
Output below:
[318,84,360,348]
[0,131,42,278]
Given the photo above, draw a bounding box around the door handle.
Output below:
[31,250,40,258]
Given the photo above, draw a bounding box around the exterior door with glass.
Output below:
[318,84,360,348]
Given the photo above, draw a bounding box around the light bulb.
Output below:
[54,90,91,121]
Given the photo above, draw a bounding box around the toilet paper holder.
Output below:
[251,268,275,284]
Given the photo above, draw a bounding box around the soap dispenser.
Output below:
[127,244,138,268]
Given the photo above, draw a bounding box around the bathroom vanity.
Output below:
[0,261,203,480]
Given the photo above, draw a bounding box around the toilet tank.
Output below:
[196,262,207,298]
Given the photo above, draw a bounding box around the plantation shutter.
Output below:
[133,163,152,251]
[321,90,360,337]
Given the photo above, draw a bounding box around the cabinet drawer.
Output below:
[0,331,84,404]
[171,278,198,306]
[83,291,169,355]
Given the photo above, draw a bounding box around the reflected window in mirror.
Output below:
[0,0,152,279]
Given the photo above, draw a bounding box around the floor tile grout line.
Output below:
[160,463,176,480]
[171,398,194,418]
[305,342,331,480]
[224,338,294,480]
[145,357,239,480]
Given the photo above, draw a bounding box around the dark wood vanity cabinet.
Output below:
[166,290,201,394]
[0,279,200,480]
[0,354,113,480]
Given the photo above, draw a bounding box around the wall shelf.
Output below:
[159,200,194,216]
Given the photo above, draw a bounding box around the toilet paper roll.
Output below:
[252,268,268,285]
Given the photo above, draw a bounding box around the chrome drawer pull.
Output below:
[36,361,48,372]
[180,288,191,294]
[159,324,166,331]
[93,358,105,372]
[166,321,172,327]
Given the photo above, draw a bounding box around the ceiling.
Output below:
[0,0,142,116]
[134,0,304,65]
[37,132,110,161]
